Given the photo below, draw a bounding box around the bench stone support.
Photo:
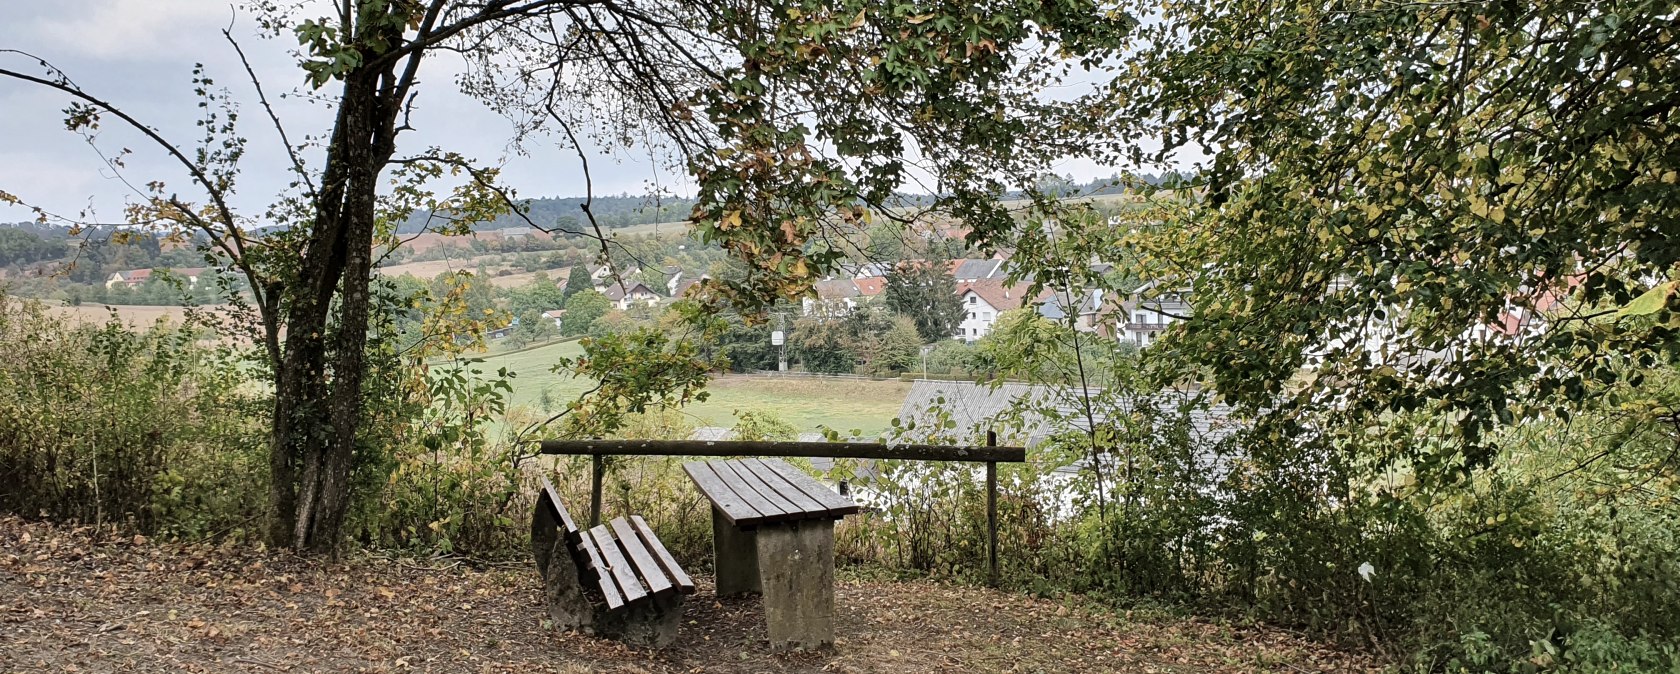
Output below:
[713,506,761,596]
[755,519,835,651]
[595,592,683,647]
[538,533,684,647]
[539,535,597,632]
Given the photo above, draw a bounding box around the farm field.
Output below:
[377,254,510,280]
[610,219,690,237]
[476,338,912,436]
[46,303,199,326]
[484,266,571,288]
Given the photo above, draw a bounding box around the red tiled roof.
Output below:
[957,278,1039,312]
[853,277,886,296]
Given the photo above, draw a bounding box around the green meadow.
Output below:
[473,338,912,436]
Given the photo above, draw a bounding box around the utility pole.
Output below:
[773,312,787,372]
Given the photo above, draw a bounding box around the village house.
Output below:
[540,309,566,329]
[852,276,885,301]
[603,281,661,310]
[951,258,1008,283]
[486,317,517,340]
[1116,280,1191,348]
[590,264,639,288]
[672,274,710,299]
[800,276,886,317]
[954,278,1044,342]
[106,267,208,290]
[838,261,891,279]
[658,263,678,292]
[803,279,862,317]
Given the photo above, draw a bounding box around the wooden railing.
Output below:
[539,431,1024,584]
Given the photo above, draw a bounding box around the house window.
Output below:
[968,296,977,304]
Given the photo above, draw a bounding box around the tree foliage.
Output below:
[4,0,1134,552]
[562,265,592,301]
[561,290,610,337]
[885,259,964,342]
[1104,0,1680,485]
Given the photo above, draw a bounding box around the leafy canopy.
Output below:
[1102,0,1680,484]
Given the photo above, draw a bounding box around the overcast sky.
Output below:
[0,1,1121,226]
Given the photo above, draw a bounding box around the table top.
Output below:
[683,458,860,528]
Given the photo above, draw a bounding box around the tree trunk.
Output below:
[265,61,400,554]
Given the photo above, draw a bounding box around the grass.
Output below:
[476,338,912,436]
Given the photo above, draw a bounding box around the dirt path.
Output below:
[0,518,1377,673]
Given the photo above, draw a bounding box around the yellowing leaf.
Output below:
[720,210,743,231]
[1616,280,1677,318]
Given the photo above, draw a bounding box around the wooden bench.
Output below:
[683,458,860,651]
[531,476,694,647]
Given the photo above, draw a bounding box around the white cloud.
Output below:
[24,0,234,61]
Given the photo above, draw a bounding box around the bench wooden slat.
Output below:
[574,532,625,610]
[716,460,801,517]
[699,460,789,522]
[539,476,580,537]
[682,461,764,525]
[609,517,673,596]
[735,459,828,515]
[630,515,695,594]
[751,458,860,518]
[590,525,648,604]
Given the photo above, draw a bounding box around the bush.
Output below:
[0,294,267,539]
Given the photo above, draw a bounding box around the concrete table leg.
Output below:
[713,507,760,597]
[756,519,835,651]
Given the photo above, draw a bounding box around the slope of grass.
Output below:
[478,339,910,436]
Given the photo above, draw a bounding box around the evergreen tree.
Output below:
[563,265,592,300]
[884,260,963,342]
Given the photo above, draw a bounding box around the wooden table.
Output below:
[682,458,860,650]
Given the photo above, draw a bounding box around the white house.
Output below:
[951,258,1007,283]
[590,264,639,288]
[603,281,661,310]
[955,279,1043,342]
[1116,280,1191,348]
[540,309,566,329]
[663,266,685,296]
[106,267,207,290]
[803,279,862,317]
[672,274,710,299]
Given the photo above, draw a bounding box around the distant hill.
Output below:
[398,195,698,235]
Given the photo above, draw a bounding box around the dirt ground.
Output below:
[0,517,1379,673]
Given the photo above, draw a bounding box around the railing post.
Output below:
[590,453,604,527]
[986,430,999,587]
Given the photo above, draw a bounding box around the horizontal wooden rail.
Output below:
[538,439,1025,463]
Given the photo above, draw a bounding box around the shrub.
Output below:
[0,294,267,539]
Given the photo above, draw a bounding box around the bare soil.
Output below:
[0,517,1379,673]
